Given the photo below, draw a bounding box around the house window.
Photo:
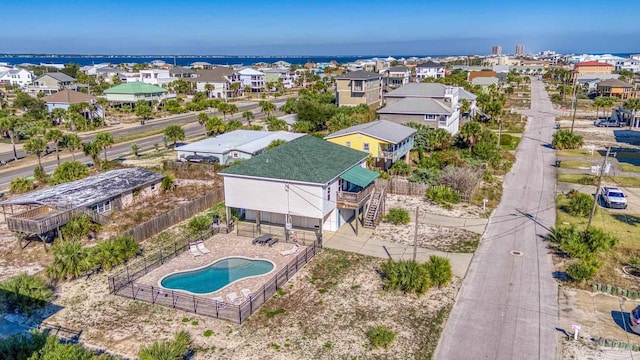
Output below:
[92,200,112,214]
[345,141,351,148]
[327,187,331,201]
[232,152,238,158]
[425,114,436,120]
[363,143,370,151]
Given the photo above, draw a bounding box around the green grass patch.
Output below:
[619,163,640,172]
[558,160,595,169]
[447,238,480,253]
[556,149,602,158]
[556,195,640,249]
[556,174,640,187]
[265,308,286,318]
[203,329,213,337]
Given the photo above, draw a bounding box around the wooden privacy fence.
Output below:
[375,178,428,196]
[123,188,224,242]
[110,239,321,324]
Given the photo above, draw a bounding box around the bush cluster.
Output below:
[383,208,410,225]
[367,326,396,349]
[565,190,593,217]
[0,273,53,315]
[139,331,191,360]
[380,256,453,295]
[426,186,460,205]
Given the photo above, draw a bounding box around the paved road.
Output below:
[436,78,559,360]
[0,108,282,190]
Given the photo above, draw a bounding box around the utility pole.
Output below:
[413,207,419,261]
[497,117,503,149]
[570,77,578,133]
[587,147,611,229]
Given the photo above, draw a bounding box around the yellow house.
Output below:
[325,120,416,170]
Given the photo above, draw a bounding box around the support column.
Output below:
[225,206,231,232]
[355,206,359,236]
[256,210,261,234]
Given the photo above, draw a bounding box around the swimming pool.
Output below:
[159,256,275,295]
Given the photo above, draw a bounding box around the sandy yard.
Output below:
[372,222,479,253]
[384,194,486,219]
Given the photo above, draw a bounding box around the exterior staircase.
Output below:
[363,186,386,228]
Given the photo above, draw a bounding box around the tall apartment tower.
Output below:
[491,45,502,56]
[515,44,524,56]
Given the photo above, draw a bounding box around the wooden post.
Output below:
[256,210,261,234]
[355,206,359,235]
[413,207,419,262]
[588,147,611,229]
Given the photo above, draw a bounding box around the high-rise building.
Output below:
[515,44,524,56]
[491,45,502,56]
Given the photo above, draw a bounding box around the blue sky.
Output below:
[1,0,638,55]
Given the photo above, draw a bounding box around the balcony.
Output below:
[336,184,374,209]
[378,138,414,162]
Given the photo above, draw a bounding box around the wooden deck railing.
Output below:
[336,185,374,208]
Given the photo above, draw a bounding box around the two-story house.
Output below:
[261,68,296,89]
[104,82,173,103]
[335,70,382,108]
[378,83,461,134]
[572,61,614,80]
[189,67,242,99]
[220,135,381,236]
[381,66,411,90]
[415,61,446,81]
[325,120,416,170]
[28,72,77,95]
[0,68,34,88]
[597,79,635,99]
[238,68,266,92]
[139,69,177,86]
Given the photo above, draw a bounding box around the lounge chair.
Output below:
[240,288,254,300]
[212,296,226,309]
[280,244,300,256]
[227,292,242,305]
[189,242,202,257]
[196,240,210,254]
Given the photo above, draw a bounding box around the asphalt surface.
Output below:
[436,78,559,360]
[0,102,286,190]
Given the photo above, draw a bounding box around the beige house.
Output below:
[335,70,382,108]
[28,72,77,95]
[188,67,242,99]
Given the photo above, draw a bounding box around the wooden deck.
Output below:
[6,205,112,235]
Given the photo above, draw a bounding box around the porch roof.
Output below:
[340,166,379,188]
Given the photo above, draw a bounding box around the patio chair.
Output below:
[213,296,226,309]
[280,244,300,256]
[189,242,202,257]
[265,237,279,247]
[240,288,254,301]
[196,240,211,254]
[226,292,242,305]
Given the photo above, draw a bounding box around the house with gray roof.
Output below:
[415,60,445,80]
[381,66,410,90]
[381,83,461,134]
[220,135,381,235]
[28,72,77,95]
[0,68,34,88]
[188,67,242,99]
[325,120,416,170]
[176,130,304,165]
[335,70,382,108]
[1,168,164,237]
[471,77,500,88]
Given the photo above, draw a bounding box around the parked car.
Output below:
[185,155,204,163]
[601,187,627,209]
[594,118,621,127]
[631,305,640,334]
[201,156,219,164]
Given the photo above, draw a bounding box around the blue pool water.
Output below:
[160,257,274,294]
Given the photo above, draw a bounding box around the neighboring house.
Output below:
[415,61,446,80]
[272,61,291,68]
[191,62,213,69]
[572,61,614,79]
[95,67,124,83]
[325,120,416,170]
[0,68,34,88]
[188,67,242,99]
[139,69,177,86]
[104,82,172,103]
[335,70,382,108]
[277,114,298,130]
[1,168,164,237]
[577,74,620,92]
[471,77,500,88]
[28,72,77,95]
[380,83,461,134]
[220,135,380,235]
[80,63,110,76]
[169,67,196,78]
[261,68,295,89]
[468,70,498,83]
[42,89,101,115]
[597,79,635,99]
[238,68,266,92]
[458,88,478,118]
[381,66,411,90]
[176,130,304,164]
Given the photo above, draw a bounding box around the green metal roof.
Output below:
[340,166,379,188]
[220,135,369,184]
[104,82,168,95]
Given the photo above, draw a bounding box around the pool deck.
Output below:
[135,233,305,301]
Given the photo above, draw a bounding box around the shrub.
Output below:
[438,166,480,194]
[566,259,599,281]
[161,174,175,192]
[578,175,598,185]
[426,186,460,205]
[50,161,89,185]
[384,208,410,225]
[389,160,411,176]
[139,331,191,360]
[187,215,210,236]
[9,177,35,194]
[91,235,139,271]
[549,225,618,261]
[27,335,100,360]
[46,240,92,280]
[552,130,584,150]
[380,260,430,295]
[60,214,99,241]
[0,331,48,360]
[425,256,453,288]
[367,326,396,349]
[0,273,54,314]
[33,166,49,184]
[566,192,593,217]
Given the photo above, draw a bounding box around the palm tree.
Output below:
[260,101,276,116]
[64,133,82,161]
[94,132,114,162]
[225,119,243,132]
[49,108,66,126]
[205,116,225,136]
[197,112,209,136]
[217,103,230,120]
[459,121,482,149]
[131,143,140,157]
[0,115,20,161]
[24,137,48,169]
[83,141,101,167]
[163,124,185,148]
[242,110,254,126]
[46,240,92,280]
[229,82,241,98]
[227,104,238,119]
[96,97,109,120]
[45,129,64,165]
[593,97,605,119]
